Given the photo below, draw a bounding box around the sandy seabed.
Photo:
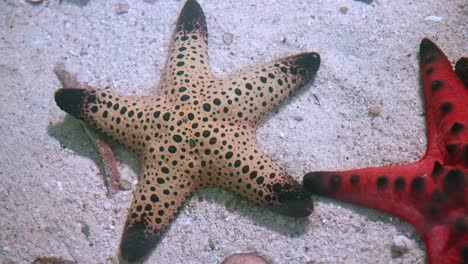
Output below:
[0,0,466,263]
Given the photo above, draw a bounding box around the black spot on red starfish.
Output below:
[54,0,320,262]
[304,38,467,264]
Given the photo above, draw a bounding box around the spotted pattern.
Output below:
[54,0,319,262]
[304,39,467,264]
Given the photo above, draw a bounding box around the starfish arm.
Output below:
[119,147,199,262]
[303,39,468,264]
[201,128,313,217]
[158,0,213,99]
[217,52,320,127]
[304,161,445,234]
[55,88,164,158]
[303,161,468,264]
[419,39,468,166]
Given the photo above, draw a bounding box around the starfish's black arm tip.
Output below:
[119,221,162,263]
[292,52,321,79]
[176,0,207,34]
[55,88,88,120]
[276,186,314,217]
[420,38,445,66]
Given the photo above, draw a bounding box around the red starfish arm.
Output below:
[304,39,467,264]
[419,39,468,166]
[303,163,468,264]
[304,163,431,233]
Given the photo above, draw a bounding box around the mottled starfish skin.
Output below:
[304,39,467,264]
[54,0,319,262]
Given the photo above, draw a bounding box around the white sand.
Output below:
[0,0,466,263]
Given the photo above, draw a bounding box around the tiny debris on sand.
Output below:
[221,253,269,264]
[115,1,130,15]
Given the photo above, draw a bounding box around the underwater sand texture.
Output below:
[0,0,466,263]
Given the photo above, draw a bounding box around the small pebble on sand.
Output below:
[115,2,130,15]
[223,33,234,45]
[391,235,412,256]
[339,6,349,14]
[119,179,132,190]
[103,201,111,210]
[368,105,382,116]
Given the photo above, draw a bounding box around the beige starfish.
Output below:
[54,0,320,262]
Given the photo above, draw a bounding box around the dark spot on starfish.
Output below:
[120,107,127,115]
[425,67,434,76]
[173,135,182,143]
[432,161,444,179]
[411,176,425,193]
[450,122,465,136]
[440,102,453,114]
[428,206,438,218]
[202,103,211,112]
[394,177,406,191]
[350,174,360,186]
[431,189,444,204]
[446,144,459,157]
[88,95,96,103]
[329,174,342,192]
[91,106,98,113]
[150,194,159,203]
[157,178,165,184]
[153,111,160,118]
[260,77,267,83]
[376,176,388,189]
[256,177,264,184]
[249,171,257,180]
[168,146,177,154]
[163,113,171,121]
[454,217,468,233]
[431,80,443,92]
[180,95,190,101]
[443,169,465,193]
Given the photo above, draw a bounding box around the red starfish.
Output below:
[304,39,467,264]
